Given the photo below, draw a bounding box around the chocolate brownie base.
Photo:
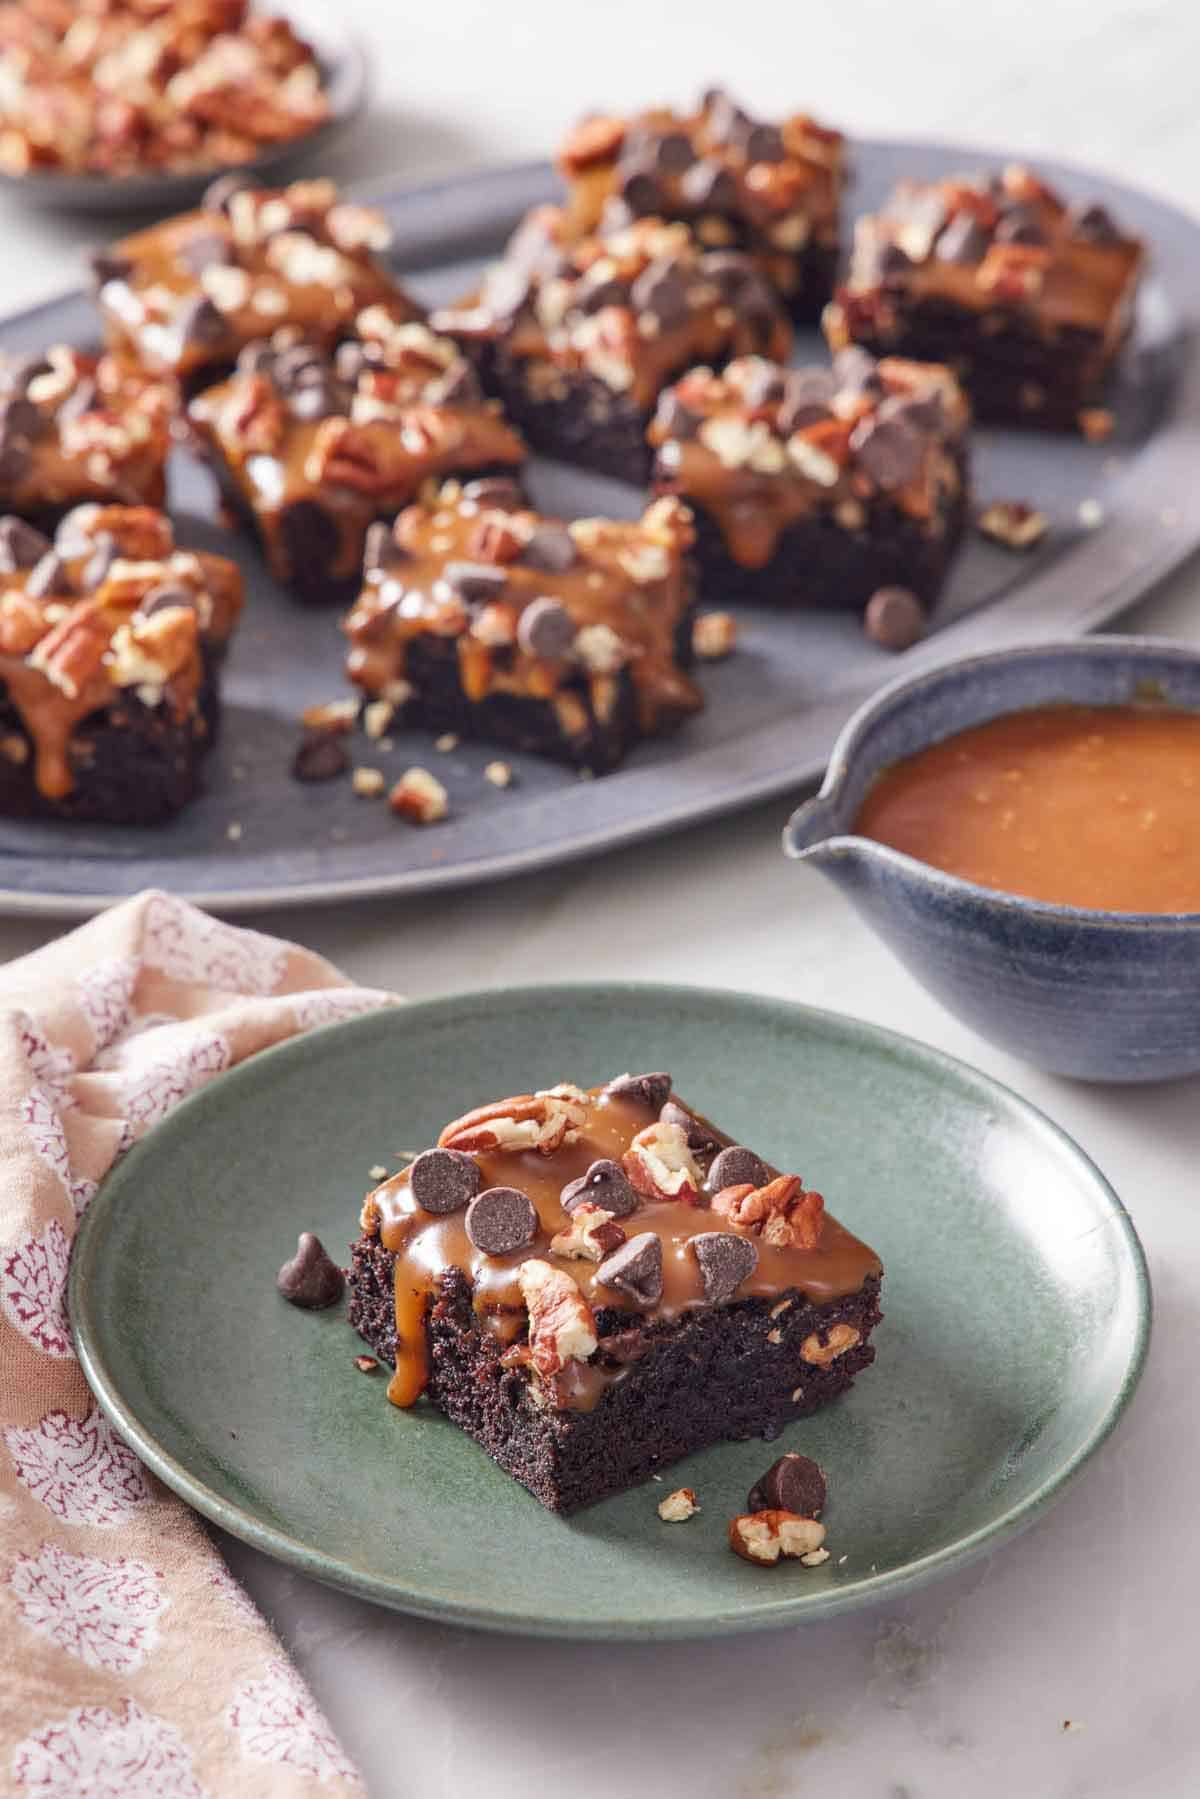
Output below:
[348,1239,882,1514]
[785,240,840,326]
[675,463,968,615]
[833,295,1112,429]
[0,687,211,824]
[463,343,660,483]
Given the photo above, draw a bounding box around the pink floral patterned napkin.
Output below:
[0,890,399,1797]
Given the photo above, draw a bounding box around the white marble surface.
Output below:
[3,3,1200,1793]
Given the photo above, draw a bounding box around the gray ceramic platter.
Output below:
[0,5,366,214]
[3,139,1199,915]
[69,987,1151,1639]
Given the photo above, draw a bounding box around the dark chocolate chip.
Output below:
[25,551,70,600]
[560,1158,639,1218]
[994,205,1047,246]
[138,583,195,617]
[745,123,785,163]
[273,342,328,388]
[276,1231,344,1309]
[597,1232,664,1306]
[57,379,99,427]
[173,294,226,354]
[654,390,701,439]
[604,1071,672,1111]
[519,523,577,574]
[748,1452,827,1517]
[618,164,664,215]
[864,585,926,651]
[88,251,132,290]
[0,517,49,572]
[575,268,630,314]
[681,159,739,212]
[630,258,691,329]
[287,379,350,422]
[705,1144,769,1194]
[410,1146,482,1215]
[203,171,260,215]
[935,213,990,265]
[177,231,234,274]
[517,595,574,659]
[777,367,837,433]
[660,1100,721,1154]
[0,441,29,483]
[465,1184,539,1254]
[80,533,117,591]
[833,345,883,397]
[463,476,525,510]
[650,130,695,174]
[443,561,508,604]
[291,730,349,783]
[237,341,277,377]
[848,412,924,490]
[1067,201,1121,244]
[691,1230,758,1303]
[705,90,753,148]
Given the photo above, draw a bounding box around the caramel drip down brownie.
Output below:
[343,482,701,772]
[0,504,243,823]
[0,345,174,529]
[92,176,422,396]
[558,86,845,321]
[432,206,791,482]
[347,1073,883,1512]
[824,164,1144,431]
[188,316,527,604]
[649,349,970,613]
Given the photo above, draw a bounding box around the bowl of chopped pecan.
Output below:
[0,0,365,210]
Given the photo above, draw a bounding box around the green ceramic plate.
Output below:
[70,986,1150,1640]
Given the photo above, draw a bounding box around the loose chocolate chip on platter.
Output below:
[705,1144,770,1193]
[848,413,924,491]
[276,1231,344,1309]
[25,552,70,600]
[443,561,509,604]
[691,1231,758,1304]
[604,1071,672,1111]
[203,171,260,215]
[80,533,118,591]
[748,1452,827,1518]
[463,476,525,510]
[0,517,50,571]
[291,730,349,783]
[561,1157,639,1218]
[681,159,739,213]
[517,596,575,659]
[520,522,577,573]
[935,213,990,265]
[659,1100,721,1154]
[864,585,926,652]
[597,1233,664,1306]
[466,1185,539,1254]
[410,1146,482,1215]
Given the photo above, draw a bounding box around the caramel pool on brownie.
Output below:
[188,316,527,604]
[431,205,791,482]
[558,86,845,322]
[347,1073,883,1513]
[342,482,701,772]
[92,175,423,397]
[0,503,242,824]
[649,348,970,618]
[824,164,1144,432]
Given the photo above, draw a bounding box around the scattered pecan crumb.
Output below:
[658,1487,700,1522]
[389,766,449,823]
[226,821,243,842]
[434,732,460,752]
[977,501,1049,550]
[353,1356,379,1373]
[363,700,395,740]
[368,1164,387,1180]
[352,766,386,797]
[1078,497,1105,528]
[484,759,514,788]
[693,611,738,660]
[1078,408,1114,443]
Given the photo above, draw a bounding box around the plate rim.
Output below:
[68,982,1153,1640]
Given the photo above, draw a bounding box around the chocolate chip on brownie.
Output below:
[692,1231,759,1303]
[560,1158,639,1218]
[465,1185,540,1254]
[409,1147,482,1215]
[605,1071,672,1110]
[597,1232,665,1305]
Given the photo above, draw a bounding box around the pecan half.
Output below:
[518,1259,598,1377]
[439,1089,589,1156]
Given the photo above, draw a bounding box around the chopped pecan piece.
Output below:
[712,1174,825,1249]
[800,1322,861,1366]
[518,1259,598,1378]
[549,1202,626,1262]
[622,1119,702,1202]
[728,1509,827,1565]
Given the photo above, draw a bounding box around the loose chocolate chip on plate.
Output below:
[80,533,118,591]
[520,522,577,574]
[203,171,260,215]
[597,1232,664,1306]
[25,552,70,600]
[276,1231,344,1309]
[410,1146,482,1215]
[463,476,525,511]
[466,1185,539,1254]
[443,561,508,604]
[691,1230,758,1303]
[864,585,926,652]
[848,413,924,491]
[935,213,990,265]
[681,159,739,213]
[660,1100,720,1154]
[706,1144,770,1194]
[291,730,349,783]
[0,517,49,572]
[88,251,132,290]
[748,1451,827,1518]
[561,1157,639,1218]
[605,1071,672,1111]
[517,595,574,659]
[178,231,234,274]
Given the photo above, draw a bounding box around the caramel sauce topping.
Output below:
[363,1085,881,1414]
[1,347,173,514]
